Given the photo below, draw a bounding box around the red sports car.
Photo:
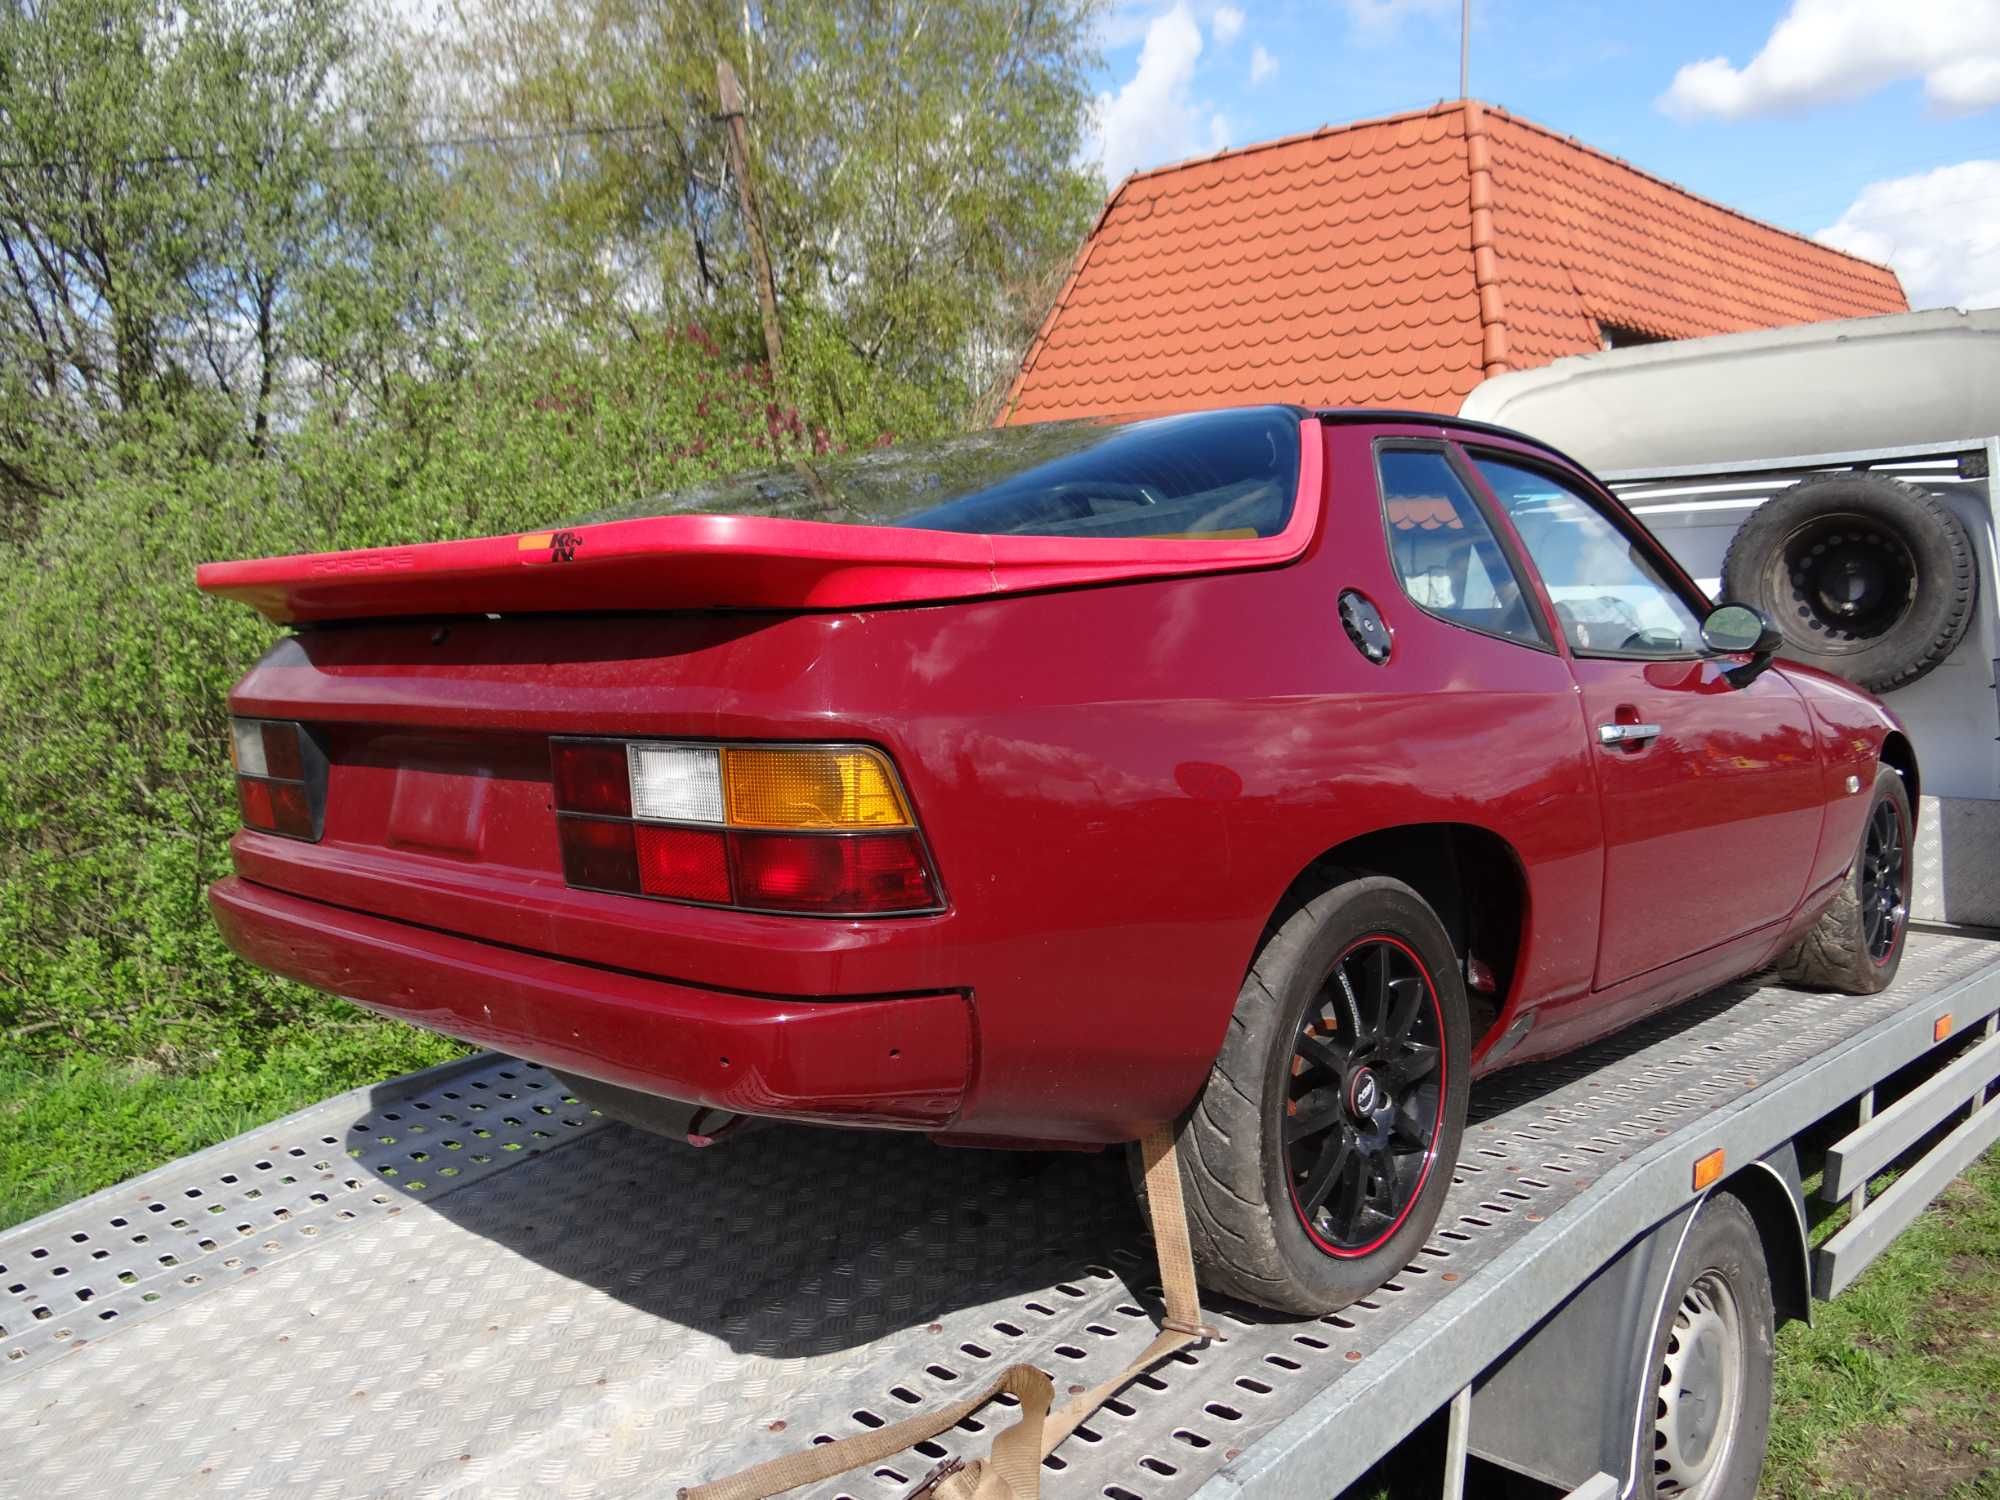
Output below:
[200,407,1914,1313]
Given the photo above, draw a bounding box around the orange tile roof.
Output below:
[1001,101,1907,425]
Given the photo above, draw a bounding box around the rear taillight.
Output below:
[550,740,942,916]
[230,718,324,840]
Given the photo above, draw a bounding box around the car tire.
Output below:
[1168,868,1471,1315]
[1719,473,1976,694]
[1775,765,1912,994]
[1638,1194,1776,1500]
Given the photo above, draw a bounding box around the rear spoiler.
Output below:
[196,428,1323,625]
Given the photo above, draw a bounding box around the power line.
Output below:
[0,118,675,174]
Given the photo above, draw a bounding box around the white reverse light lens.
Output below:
[627,743,724,824]
[231,718,268,777]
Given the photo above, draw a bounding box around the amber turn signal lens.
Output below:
[724,747,912,829]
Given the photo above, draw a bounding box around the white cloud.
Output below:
[1660,0,2000,120]
[1250,43,1278,84]
[1815,160,2000,310]
[1088,3,1213,182]
[1211,3,1245,43]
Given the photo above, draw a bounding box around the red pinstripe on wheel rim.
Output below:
[1282,934,1448,1258]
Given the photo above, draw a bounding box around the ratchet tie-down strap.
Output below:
[680,1124,1218,1500]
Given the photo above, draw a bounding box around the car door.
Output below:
[1464,447,1823,990]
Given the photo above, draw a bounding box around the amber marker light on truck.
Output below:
[229,718,324,841]
[550,739,941,916]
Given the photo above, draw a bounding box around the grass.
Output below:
[0,1009,466,1229]
[1762,1144,2000,1498]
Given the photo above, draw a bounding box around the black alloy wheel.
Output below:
[1170,871,1470,1313]
[1774,765,1912,995]
[1284,936,1446,1256]
[1859,796,1907,965]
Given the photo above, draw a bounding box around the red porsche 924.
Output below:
[198,407,1914,1313]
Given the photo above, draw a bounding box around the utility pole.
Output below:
[717,58,785,388]
[1460,0,1470,97]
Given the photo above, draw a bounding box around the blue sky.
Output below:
[1085,0,2000,308]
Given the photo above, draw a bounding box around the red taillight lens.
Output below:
[260,722,305,781]
[238,777,274,828]
[636,825,731,903]
[551,740,632,817]
[232,718,320,840]
[557,816,639,892]
[731,831,937,914]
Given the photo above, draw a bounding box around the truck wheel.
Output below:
[1172,870,1471,1314]
[1775,764,1911,994]
[1641,1194,1775,1500]
[1719,472,1975,694]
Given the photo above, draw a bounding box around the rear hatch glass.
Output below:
[576,405,1303,541]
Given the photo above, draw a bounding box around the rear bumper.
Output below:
[208,876,972,1129]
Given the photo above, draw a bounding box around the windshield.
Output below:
[576,406,1302,540]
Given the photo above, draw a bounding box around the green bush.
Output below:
[0,327,939,1071]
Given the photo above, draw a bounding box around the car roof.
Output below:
[1311,406,1599,480]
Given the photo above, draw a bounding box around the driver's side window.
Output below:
[1469,454,1703,658]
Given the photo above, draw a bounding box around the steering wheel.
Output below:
[1619,627,1685,653]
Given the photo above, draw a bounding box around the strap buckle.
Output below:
[903,1456,967,1500]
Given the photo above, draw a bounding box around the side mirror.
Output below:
[1701,602,1783,657]
[1702,603,1784,686]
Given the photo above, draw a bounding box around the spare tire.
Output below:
[1720,472,1976,693]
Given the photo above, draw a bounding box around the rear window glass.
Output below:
[575,406,1301,540]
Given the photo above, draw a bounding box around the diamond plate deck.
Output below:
[4,933,1998,1500]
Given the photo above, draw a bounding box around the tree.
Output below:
[0,0,442,507]
[429,0,1105,428]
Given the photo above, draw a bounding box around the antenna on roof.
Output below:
[1460,0,1470,97]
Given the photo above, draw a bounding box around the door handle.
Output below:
[1598,722,1662,746]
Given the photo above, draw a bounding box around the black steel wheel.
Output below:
[1771,517,1916,655]
[1720,472,1976,694]
[1167,870,1470,1314]
[1284,937,1446,1256]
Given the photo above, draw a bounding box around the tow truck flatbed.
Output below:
[6,931,1999,1499]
